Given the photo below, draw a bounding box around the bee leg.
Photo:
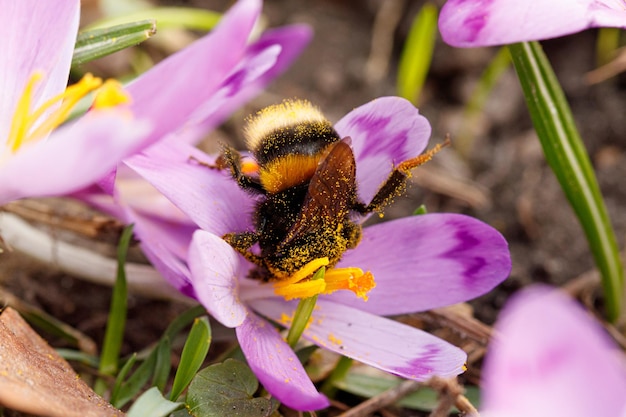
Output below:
[223,231,265,267]
[220,144,266,194]
[355,137,450,214]
[190,145,265,194]
[188,154,227,170]
[343,220,362,250]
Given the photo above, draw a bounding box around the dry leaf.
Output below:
[0,307,124,417]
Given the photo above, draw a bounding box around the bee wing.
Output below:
[279,138,356,248]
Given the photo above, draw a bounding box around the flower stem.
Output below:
[596,28,620,67]
[286,267,325,348]
[321,355,353,396]
[508,41,624,322]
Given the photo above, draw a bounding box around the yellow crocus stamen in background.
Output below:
[273,257,376,301]
[92,79,131,109]
[6,72,130,155]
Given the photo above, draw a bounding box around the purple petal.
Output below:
[439,0,626,47]
[125,141,255,235]
[72,186,128,221]
[128,206,196,298]
[329,213,511,315]
[188,230,248,327]
[590,1,626,27]
[0,112,151,205]
[334,97,431,203]
[181,25,313,141]
[0,0,79,142]
[250,298,467,381]
[236,313,329,411]
[482,286,626,417]
[124,0,261,147]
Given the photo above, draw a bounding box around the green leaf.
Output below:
[72,20,156,67]
[170,316,212,401]
[153,337,172,392]
[112,353,138,401]
[86,7,220,32]
[95,224,134,395]
[56,349,100,368]
[128,387,183,417]
[334,372,480,413]
[413,204,428,215]
[18,308,94,352]
[163,305,207,340]
[397,3,438,105]
[508,42,624,322]
[111,345,158,408]
[111,305,206,408]
[186,359,274,417]
[321,355,353,396]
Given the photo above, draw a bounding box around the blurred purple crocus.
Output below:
[76,0,310,210]
[480,286,626,417]
[124,96,512,410]
[1,0,310,206]
[439,0,626,47]
[0,0,152,205]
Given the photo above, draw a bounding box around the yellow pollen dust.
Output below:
[260,154,320,193]
[273,257,376,301]
[279,313,292,326]
[241,159,260,175]
[244,99,327,149]
[6,72,129,154]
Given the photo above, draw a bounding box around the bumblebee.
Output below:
[217,100,446,297]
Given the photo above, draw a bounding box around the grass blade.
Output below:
[72,20,156,67]
[508,41,623,321]
[169,316,212,401]
[397,3,438,105]
[95,225,134,394]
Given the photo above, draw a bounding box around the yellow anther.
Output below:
[274,279,326,301]
[7,71,44,152]
[273,257,330,288]
[28,73,103,142]
[7,72,105,153]
[5,72,133,158]
[323,269,376,300]
[272,257,376,301]
[92,79,131,110]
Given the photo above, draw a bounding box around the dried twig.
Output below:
[420,306,494,347]
[586,47,626,84]
[365,0,406,84]
[336,379,421,417]
[412,165,492,210]
[427,378,471,417]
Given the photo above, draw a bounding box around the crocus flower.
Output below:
[69,0,311,298]
[439,0,626,47]
[0,0,151,205]
[124,96,512,410]
[479,285,626,417]
[0,0,310,207]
